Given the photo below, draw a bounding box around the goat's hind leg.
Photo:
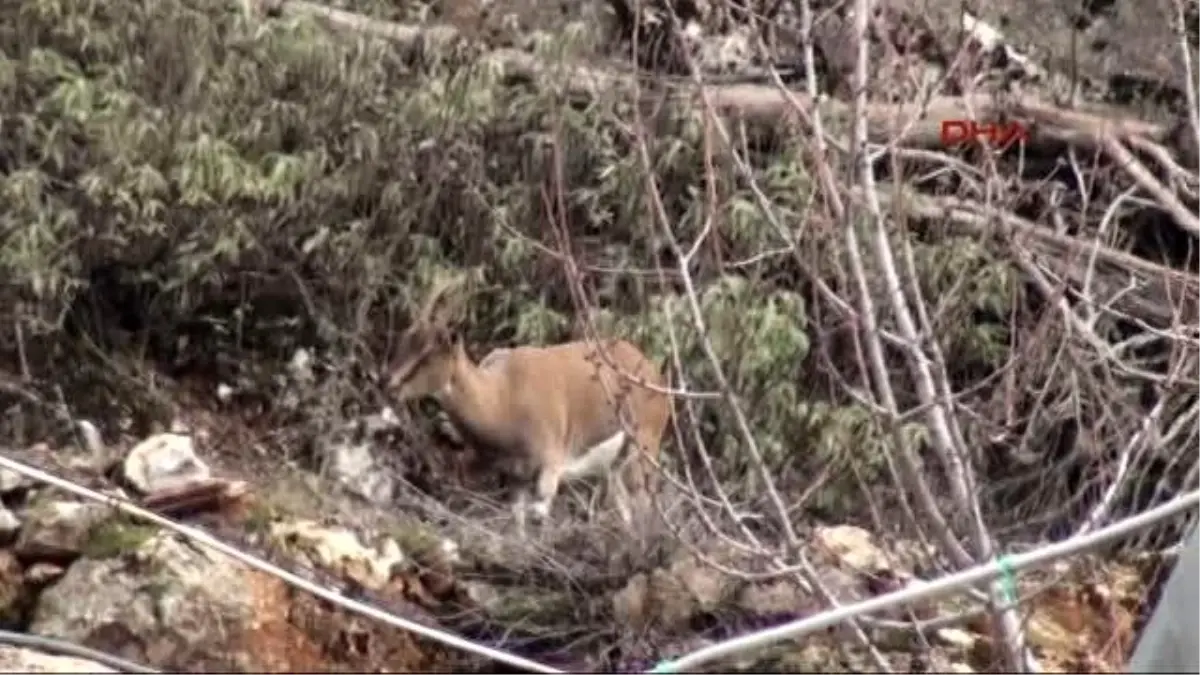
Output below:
[510,489,530,540]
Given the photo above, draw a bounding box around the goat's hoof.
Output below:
[529,498,552,521]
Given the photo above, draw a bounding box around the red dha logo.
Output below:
[940,119,1030,147]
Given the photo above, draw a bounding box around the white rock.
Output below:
[288,348,314,383]
[30,532,254,671]
[270,520,406,590]
[0,505,20,541]
[322,439,394,505]
[361,408,401,434]
[0,467,29,494]
[440,538,462,565]
[379,406,400,426]
[122,433,210,495]
[814,524,890,572]
[75,420,105,456]
[935,627,978,648]
[14,500,111,559]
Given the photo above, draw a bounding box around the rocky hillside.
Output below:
[0,434,1172,671]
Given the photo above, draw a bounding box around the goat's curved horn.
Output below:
[419,274,469,325]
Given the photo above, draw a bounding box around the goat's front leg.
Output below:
[528,460,565,535]
[607,470,634,527]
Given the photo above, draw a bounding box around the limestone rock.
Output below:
[122,433,211,495]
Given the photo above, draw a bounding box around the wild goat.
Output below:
[384,278,671,537]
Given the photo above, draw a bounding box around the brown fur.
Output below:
[385,279,671,535]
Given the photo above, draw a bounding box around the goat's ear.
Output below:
[419,274,468,326]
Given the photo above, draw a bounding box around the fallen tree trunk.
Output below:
[260,0,1167,148]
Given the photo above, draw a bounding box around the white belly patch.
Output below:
[563,432,626,480]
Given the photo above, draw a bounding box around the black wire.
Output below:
[0,629,161,674]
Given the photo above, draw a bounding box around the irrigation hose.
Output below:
[0,629,160,674]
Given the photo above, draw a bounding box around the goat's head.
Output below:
[385,275,470,401]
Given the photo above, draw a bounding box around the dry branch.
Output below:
[863,184,1200,328]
